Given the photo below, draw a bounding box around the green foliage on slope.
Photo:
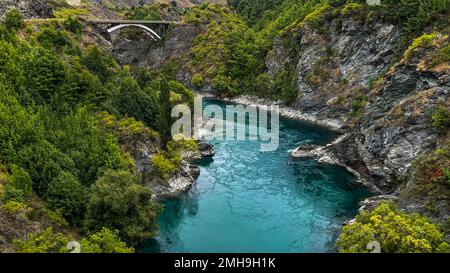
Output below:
[84,170,160,245]
[156,1,449,105]
[185,4,264,96]
[336,203,450,253]
[13,227,133,253]
[0,7,196,251]
[432,105,450,134]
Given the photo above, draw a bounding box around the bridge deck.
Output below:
[23,18,182,25]
[87,19,182,25]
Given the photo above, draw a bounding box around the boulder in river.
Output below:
[198,142,215,158]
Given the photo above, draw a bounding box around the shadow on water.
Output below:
[138,99,371,253]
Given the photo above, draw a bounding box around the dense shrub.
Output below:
[413,145,450,187]
[46,172,86,224]
[82,46,116,83]
[191,74,204,87]
[53,8,89,19]
[80,228,134,253]
[336,203,450,253]
[404,33,438,59]
[16,141,76,196]
[169,80,195,106]
[228,0,284,26]
[22,47,69,106]
[272,69,298,104]
[14,228,68,253]
[3,165,33,202]
[14,226,133,253]
[167,138,198,154]
[187,4,264,96]
[350,95,367,118]
[0,41,24,90]
[112,74,161,129]
[125,4,163,20]
[431,43,450,66]
[382,0,450,35]
[151,153,178,181]
[432,104,450,134]
[2,8,24,31]
[84,170,160,244]
[64,16,83,35]
[212,74,237,96]
[300,2,331,31]
[36,26,72,50]
[2,201,31,218]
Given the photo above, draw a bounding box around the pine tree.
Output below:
[159,76,172,144]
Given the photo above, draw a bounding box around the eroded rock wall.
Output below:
[267,12,402,124]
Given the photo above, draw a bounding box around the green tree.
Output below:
[383,0,450,35]
[44,107,128,186]
[159,76,172,144]
[21,47,69,106]
[80,228,134,253]
[84,170,160,244]
[273,69,298,104]
[36,26,72,51]
[432,105,450,135]
[46,171,87,224]
[228,0,284,26]
[0,40,24,91]
[13,228,69,253]
[3,165,33,202]
[68,68,107,106]
[3,8,24,31]
[336,203,450,253]
[16,141,76,196]
[125,4,163,20]
[82,46,115,83]
[113,75,160,128]
[64,16,83,35]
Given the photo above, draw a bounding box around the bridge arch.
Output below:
[107,24,162,41]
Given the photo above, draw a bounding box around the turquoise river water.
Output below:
[140,100,370,253]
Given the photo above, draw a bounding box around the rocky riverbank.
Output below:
[149,141,215,201]
[222,95,346,132]
[219,94,382,194]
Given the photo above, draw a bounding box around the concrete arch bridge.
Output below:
[88,19,181,41]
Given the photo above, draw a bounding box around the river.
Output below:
[140,99,370,253]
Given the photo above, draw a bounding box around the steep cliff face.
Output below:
[0,0,60,19]
[113,24,201,70]
[357,36,449,192]
[267,9,402,127]
[275,9,449,217]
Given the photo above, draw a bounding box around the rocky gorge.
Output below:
[112,3,449,224]
[0,0,449,253]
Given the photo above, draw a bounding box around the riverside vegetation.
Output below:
[0,0,449,253]
[0,5,197,252]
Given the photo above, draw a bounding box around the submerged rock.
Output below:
[198,142,215,158]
